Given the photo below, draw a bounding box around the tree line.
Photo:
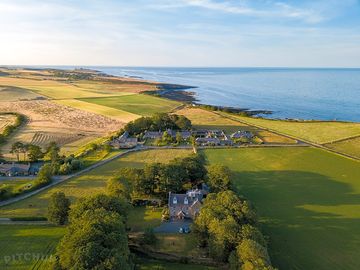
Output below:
[119,113,192,137]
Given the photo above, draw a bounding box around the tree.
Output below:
[45,141,60,162]
[27,144,44,162]
[176,154,207,183]
[207,164,232,192]
[47,192,70,225]
[107,176,132,201]
[162,131,173,144]
[35,163,53,186]
[176,132,182,144]
[55,208,133,270]
[237,239,274,270]
[58,163,72,175]
[142,227,158,245]
[193,191,258,262]
[10,141,25,161]
[69,194,130,223]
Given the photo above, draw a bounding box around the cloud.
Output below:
[153,0,326,23]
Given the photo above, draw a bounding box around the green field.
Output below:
[0,149,192,217]
[224,113,360,144]
[204,147,360,270]
[54,98,139,122]
[136,258,215,270]
[79,94,181,116]
[0,225,65,270]
[325,136,360,159]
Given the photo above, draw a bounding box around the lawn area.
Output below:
[223,112,360,144]
[154,233,204,257]
[0,224,65,270]
[0,149,192,217]
[324,136,360,159]
[204,147,360,270]
[135,258,216,270]
[79,94,181,116]
[54,98,139,122]
[127,206,162,232]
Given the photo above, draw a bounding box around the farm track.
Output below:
[216,111,360,161]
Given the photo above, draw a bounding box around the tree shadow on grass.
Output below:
[232,170,360,270]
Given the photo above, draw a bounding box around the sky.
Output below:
[0,0,359,67]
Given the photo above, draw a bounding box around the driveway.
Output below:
[154,219,192,233]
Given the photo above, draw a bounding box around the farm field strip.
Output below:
[0,114,16,132]
[222,112,360,144]
[324,136,360,159]
[0,77,125,99]
[204,147,360,270]
[79,94,181,116]
[54,99,140,122]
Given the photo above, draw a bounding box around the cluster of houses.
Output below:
[168,184,210,220]
[109,128,256,149]
[0,162,40,177]
[193,129,254,146]
[109,131,138,149]
[144,129,192,140]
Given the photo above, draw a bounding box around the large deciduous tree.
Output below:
[47,192,70,225]
[207,164,232,192]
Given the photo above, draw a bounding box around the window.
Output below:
[173,196,177,204]
[184,197,189,205]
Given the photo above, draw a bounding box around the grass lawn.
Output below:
[135,258,216,270]
[324,136,360,159]
[127,206,162,232]
[204,147,360,270]
[0,149,192,217]
[223,112,360,144]
[54,98,140,122]
[0,224,65,270]
[79,94,181,116]
[154,233,204,258]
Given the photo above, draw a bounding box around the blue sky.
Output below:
[0,0,359,67]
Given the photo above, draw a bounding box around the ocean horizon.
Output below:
[13,66,360,122]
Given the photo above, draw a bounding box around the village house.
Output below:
[144,129,192,140]
[231,130,254,140]
[168,188,206,220]
[110,131,137,149]
[195,137,221,146]
[0,163,31,177]
[143,131,162,139]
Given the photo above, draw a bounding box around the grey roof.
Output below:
[0,163,30,174]
[144,131,162,138]
[169,192,202,208]
[195,137,221,144]
[231,130,253,139]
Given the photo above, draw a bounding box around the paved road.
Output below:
[0,218,48,225]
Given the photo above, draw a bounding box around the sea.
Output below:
[41,66,360,122]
